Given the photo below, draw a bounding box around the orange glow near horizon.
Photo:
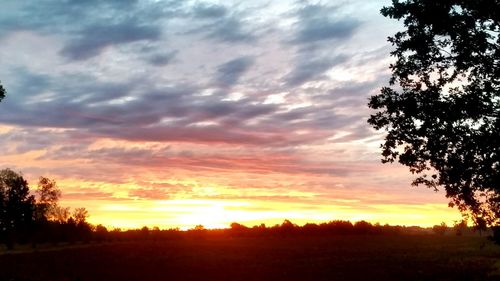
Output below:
[64,196,462,230]
[4,139,464,231]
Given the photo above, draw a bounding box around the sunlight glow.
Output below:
[77,196,462,230]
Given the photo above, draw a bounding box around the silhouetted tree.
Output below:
[140,226,151,240]
[94,224,109,242]
[432,222,448,236]
[230,222,247,230]
[50,205,70,223]
[72,207,88,225]
[229,222,248,237]
[0,169,35,248]
[326,220,354,234]
[194,224,205,231]
[276,219,297,236]
[35,176,61,221]
[354,221,373,234]
[368,0,500,227]
[72,207,92,241]
[0,81,5,103]
[302,223,320,235]
[453,220,468,236]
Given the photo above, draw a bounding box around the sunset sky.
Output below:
[0,0,462,229]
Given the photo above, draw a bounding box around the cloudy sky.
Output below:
[0,0,461,229]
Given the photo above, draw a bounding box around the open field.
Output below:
[1,235,499,281]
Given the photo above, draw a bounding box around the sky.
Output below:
[0,0,462,229]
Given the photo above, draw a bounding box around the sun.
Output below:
[175,202,228,229]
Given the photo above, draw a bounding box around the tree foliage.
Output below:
[368,0,499,226]
[0,169,35,234]
[73,207,89,225]
[432,222,448,235]
[35,176,61,221]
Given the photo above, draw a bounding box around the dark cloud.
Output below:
[0,1,186,63]
[295,18,359,44]
[42,0,140,19]
[0,69,183,128]
[181,2,256,43]
[0,127,88,154]
[60,22,162,60]
[205,17,256,42]
[192,3,228,18]
[290,4,360,44]
[0,0,152,37]
[0,69,139,128]
[215,56,255,87]
[145,50,178,66]
[284,55,348,86]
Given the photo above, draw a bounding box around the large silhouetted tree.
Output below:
[0,169,35,248]
[368,1,499,227]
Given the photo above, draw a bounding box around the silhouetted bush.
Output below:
[432,223,448,236]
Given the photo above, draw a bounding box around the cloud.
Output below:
[187,3,257,43]
[60,21,162,60]
[0,70,286,146]
[215,56,255,87]
[128,182,192,200]
[0,69,136,128]
[290,4,361,45]
[0,127,86,154]
[0,57,387,149]
[145,50,178,66]
[39,143,353,177]
[0,0,152,37]
[63,190,116,201]
[192,3,228,18]
[0,1,187,63]
[205,17,256,43]
[284,55,348,86]
[128,188,171,200]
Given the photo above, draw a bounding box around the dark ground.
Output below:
[0,235,499,281]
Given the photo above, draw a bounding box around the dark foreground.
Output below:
[1,235,499,281]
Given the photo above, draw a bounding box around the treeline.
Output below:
[87,220,408,242]
[224,220,488,238]
[87,219,489,243]
[226,220,414,237]
[0,169,92,249]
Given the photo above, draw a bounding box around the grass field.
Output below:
[1,235,499,281]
